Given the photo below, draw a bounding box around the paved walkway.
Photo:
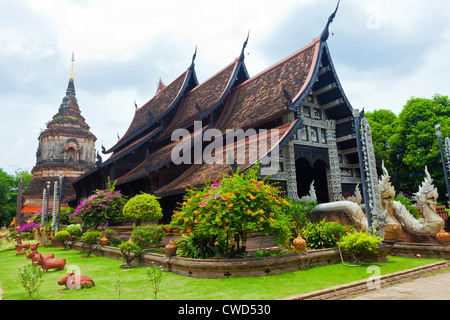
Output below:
[348,271,450,300]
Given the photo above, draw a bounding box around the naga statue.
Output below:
[392,166,444,234]
[378,161,402,240]
[313,164,444,239]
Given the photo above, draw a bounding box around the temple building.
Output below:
[16,54,97,225]
[71,5,362,223]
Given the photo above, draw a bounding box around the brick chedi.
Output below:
[16,53,96,225]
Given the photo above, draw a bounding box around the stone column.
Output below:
[325,120,342,202]
[282,140,300,201]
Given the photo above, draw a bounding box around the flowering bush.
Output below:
[70,180,126,229]
[171,166,293,258]
[17,222,41,234]
[18,263,46,300]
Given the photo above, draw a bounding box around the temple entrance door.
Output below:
[295,158,313,200]
[295,157,329,203]
[312,160,329,203]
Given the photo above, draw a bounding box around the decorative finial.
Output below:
[190,46,197,70]
[239,31,250,61]
[70,51,74,80]
[321,0,340,42]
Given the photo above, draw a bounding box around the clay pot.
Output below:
[165,239,177,256]
[436,228,450,244]
[293,234,306,251]
[99,235,109,246]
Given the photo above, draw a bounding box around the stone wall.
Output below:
[69,241,392,279]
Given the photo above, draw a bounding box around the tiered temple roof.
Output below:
[71,5,359,221]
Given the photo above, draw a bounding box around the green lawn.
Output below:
[0,246,446,300]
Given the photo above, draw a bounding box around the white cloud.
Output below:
[0,0,449,175]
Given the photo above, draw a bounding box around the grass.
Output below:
[0,246,446,300]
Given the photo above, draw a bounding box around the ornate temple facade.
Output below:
[16,55,97,225]
[71,7,362,223]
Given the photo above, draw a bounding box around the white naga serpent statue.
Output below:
[313,164,444,239]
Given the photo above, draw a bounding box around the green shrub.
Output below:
[339,231,383,264]
[54,230,70,250]
[123,193,163,226]
[66,224,83,237]
[284,200,317,236]
[302,219,348,249]
[54,230,70,241]
[131,224,166,250]
[18,263,46,300]
[176,233,228,259]
[103,228,122,247]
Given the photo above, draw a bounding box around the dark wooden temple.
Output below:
[70,6,362,223]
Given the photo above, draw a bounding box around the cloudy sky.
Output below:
[1,0,449,175]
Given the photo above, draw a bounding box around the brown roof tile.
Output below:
[161,58,240,137]
[106,69,191,153]
[154,120,298,196]
[216,38,320,132]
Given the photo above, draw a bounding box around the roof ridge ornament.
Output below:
[190,46,197,70]
[321,0,340,42]
[239,31,250,61]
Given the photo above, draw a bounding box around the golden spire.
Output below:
[70,51,74,80]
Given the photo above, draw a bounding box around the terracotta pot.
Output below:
[100,235,109,246]
[293,234,306,251]
[165,239,177,256]
[436,228,450,244]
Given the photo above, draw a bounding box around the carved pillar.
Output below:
[361,117,386,237]
[282,140,300,201]
[325,120,342,202]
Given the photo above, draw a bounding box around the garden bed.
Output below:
[69,241,393,278]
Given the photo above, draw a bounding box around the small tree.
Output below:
[123,193,163,226]
[118,241,142,268]
[81,230,101,257]
[146,263,164,300]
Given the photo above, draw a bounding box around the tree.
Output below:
[0,168,32,227]
[366,94,450,201]
[364,109,397,168]
[123,193,163,226]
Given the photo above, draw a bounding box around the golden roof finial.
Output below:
[70,51,74,80]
